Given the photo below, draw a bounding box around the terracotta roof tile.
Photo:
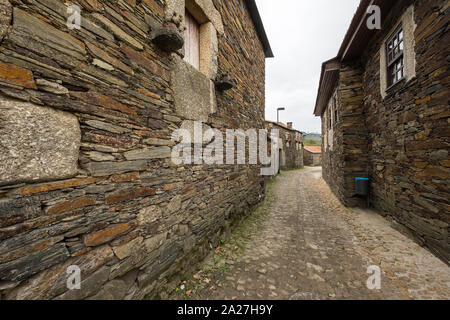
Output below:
[304,146,322,153]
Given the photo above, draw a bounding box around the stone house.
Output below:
[314,0,449,263]
[303,146,322,167]
[0,0,273,299]
[265,121,304,171]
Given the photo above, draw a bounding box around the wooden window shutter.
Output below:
[184,10,200,69]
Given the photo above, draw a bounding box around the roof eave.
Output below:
[245,0,274,58]
[337,0,397,62]
[265,120,302,133]
[314,0,397,117]
[313,58,340,117]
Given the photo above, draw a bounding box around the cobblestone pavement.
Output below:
[170,167,450,300]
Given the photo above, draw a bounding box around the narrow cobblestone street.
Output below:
[171,167,450,300]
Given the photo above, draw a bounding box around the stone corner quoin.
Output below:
[0,0,271,300]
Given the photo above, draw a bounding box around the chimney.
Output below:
[287,122,293,129]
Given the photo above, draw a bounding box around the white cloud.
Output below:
[256,0,360,133]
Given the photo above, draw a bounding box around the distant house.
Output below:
[314,0,449,263]
[265,121,304,172]
[303,146,322,166]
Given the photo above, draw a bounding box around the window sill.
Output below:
[182,59,211,81]
[383,78,406,100]
[172,57,215,123]
[383,75,417,101]
[386,77,405,92]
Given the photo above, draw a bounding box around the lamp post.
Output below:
[277,107,285,123]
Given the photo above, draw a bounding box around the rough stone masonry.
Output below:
[317,0,449,264]
[0,0,272,299]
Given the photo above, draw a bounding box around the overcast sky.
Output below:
[256,0,360,133]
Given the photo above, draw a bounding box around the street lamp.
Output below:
[277,107,285,123]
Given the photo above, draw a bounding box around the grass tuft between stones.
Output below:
[169,175,278,300]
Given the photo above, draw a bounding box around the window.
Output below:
[386,25,404,87]
[184,10,200,69]
[333,94,338,124]
[328,106,331,128]
[380,5,416,98]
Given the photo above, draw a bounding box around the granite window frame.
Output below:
[167,0,224,122]
[380,5,416,99]
[332,90,338,128]
[183,0,222,80]
[386,25,405,88]
[328,103,332,128]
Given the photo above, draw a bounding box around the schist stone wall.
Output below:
[322,63,368,208]
[361,0,449,263]
[322,0,449,263]
[265,122,304,171]
[0,0,267,299]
